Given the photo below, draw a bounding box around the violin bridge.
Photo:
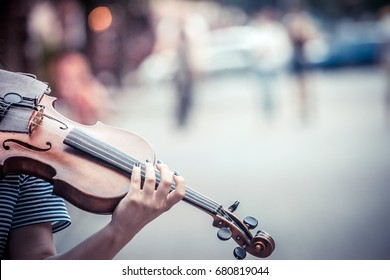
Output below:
[28,105,45,134]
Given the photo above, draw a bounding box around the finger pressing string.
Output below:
[142,160,156,196]
[128,162,141,193]
[166,172,186,209]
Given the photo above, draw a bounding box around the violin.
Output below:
[0,69,274,259]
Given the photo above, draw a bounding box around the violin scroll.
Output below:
[250,230,275,258]
[212,201,275,259]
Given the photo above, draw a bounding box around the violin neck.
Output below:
[64,127,222,216]
[169,182,221,216]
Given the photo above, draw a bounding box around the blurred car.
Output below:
[137,26,259,83]
[196,26,259,74]
[304,20,382,68]
[137,24,293,83]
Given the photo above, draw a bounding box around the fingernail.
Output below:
[157,159,163,164]
[174,171,180,176]
[145,159,151,163]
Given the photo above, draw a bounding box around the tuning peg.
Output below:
[228,200,240,212]
[217,227,232,241]
[233,247,247,260]
[243,216,258,229]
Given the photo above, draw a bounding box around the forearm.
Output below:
[48,222,143,260]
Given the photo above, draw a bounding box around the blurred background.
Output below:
[1,0,390,260]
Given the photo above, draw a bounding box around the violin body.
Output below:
[0,70,275,259]
[0,94,155,214]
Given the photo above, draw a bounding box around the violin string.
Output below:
[1,112,222,214]
[68,128,223,211]
[65,128,222,213]
[67,129,236,224]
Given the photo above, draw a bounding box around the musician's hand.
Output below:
[109,160,185,244]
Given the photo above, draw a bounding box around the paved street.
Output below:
[54,66,390,260]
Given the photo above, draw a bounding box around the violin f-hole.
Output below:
[2,139,52,152]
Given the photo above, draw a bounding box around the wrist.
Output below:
[106,218,143,248]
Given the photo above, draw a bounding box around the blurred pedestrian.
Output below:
[174,25,194,127]
[283,8,319,122]
[170,13,208,128]
[49,51,114,125]
[250,8,292,120]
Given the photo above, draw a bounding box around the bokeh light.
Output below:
[88,6,112,32]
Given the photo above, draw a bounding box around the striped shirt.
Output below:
[0,174,71,259]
